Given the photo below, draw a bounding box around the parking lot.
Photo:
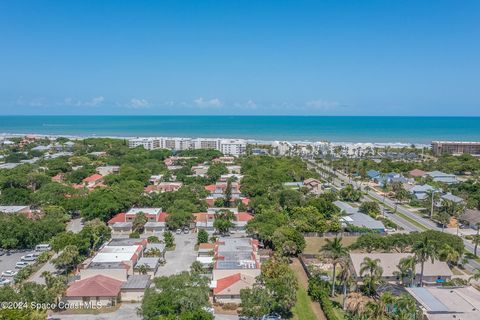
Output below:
[0,250,35,278]
[156,232,197,276]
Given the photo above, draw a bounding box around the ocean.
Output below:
[1,116,479,144]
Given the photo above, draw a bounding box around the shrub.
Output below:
[308,279,338,320]
[129,231,140,238]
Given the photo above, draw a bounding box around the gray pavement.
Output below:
[52,303,141,320]
[67,218,84,233]
[156,232,197,276]
[0,250,35,277]
[29,251,60,284]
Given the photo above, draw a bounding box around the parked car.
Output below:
[262,314,282,320]
[175,229,182,234]
[35,244,51,252]
[15,261,29,269]
[0,278,12,286]
[183,228,189,234]
[21,253,37,261]
[1,270,18,277]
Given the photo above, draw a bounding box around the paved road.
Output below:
[29,252,60,284]
[52,303,141,320]
[67,218,84,233]
[155,232,197,276]
[309,159,480,272]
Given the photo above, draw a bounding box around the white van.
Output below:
[35,244,51,252]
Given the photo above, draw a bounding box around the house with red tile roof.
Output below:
[64,274,123,307]
[409,169,427,178]
[212,273,256,303]
[82,173,104,188]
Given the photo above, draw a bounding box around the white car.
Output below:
[15,261,29,269]
[0,278,12,286]
[1,270,18,277]
[21,253,37,261]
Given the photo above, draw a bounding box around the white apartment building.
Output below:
[219,139,246,156]
[128,137,246,156]
[128,138,161,150]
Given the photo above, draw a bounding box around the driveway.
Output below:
[156,232,197,276]
[52,303,141,320]
[29,252,60,284]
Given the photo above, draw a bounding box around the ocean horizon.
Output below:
[1,115,480,144]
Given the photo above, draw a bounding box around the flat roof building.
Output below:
[432,141,480,156]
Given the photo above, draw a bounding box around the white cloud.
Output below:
[194,97,223,108]
[16,96,46,107]
[130,98,150,109]
[305,99,342,110]
[64,96,105,107]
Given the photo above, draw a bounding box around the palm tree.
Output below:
[435,211,451,232]
[395,294,418,320]
[338,258,353,310]
[360,257,383,296]
[426,189,440,219]
[473,223,480,256]
[321,237,350,296]
[134,264,151,275]
[345,292,371,315]
[413,235,438,286]
[394,256,416,287]
[439,244,460,266]
[468,268,480,283]
[41,271,67,304]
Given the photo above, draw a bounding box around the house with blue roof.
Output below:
[409,184,437,200]
[426,171,458,184]
[367,170,380,179]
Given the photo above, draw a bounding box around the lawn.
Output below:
[304,236,359,255]
[292,286,318,320]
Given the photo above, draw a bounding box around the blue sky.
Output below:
[0,0,479,115]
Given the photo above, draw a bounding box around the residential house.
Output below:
[409,169,426,178]
[64,274,123,307]
[375,172,409,187]
[191,164,209,177]
[96,166,120,176]
[211,237,261,303]
[108,208,168,237]
[409,184,436,200]
[334,201,385,232]
[82,173,104,188]
[441,193,464,204]
[426,171,458,184]
[144,182,182,194]
[458,209,480,228]
[121,275,151,302]
[349,253,452,286]
[406,286,480,320]
[304,178,321,191]
[213,273,256,304]
[367,170,381,179]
